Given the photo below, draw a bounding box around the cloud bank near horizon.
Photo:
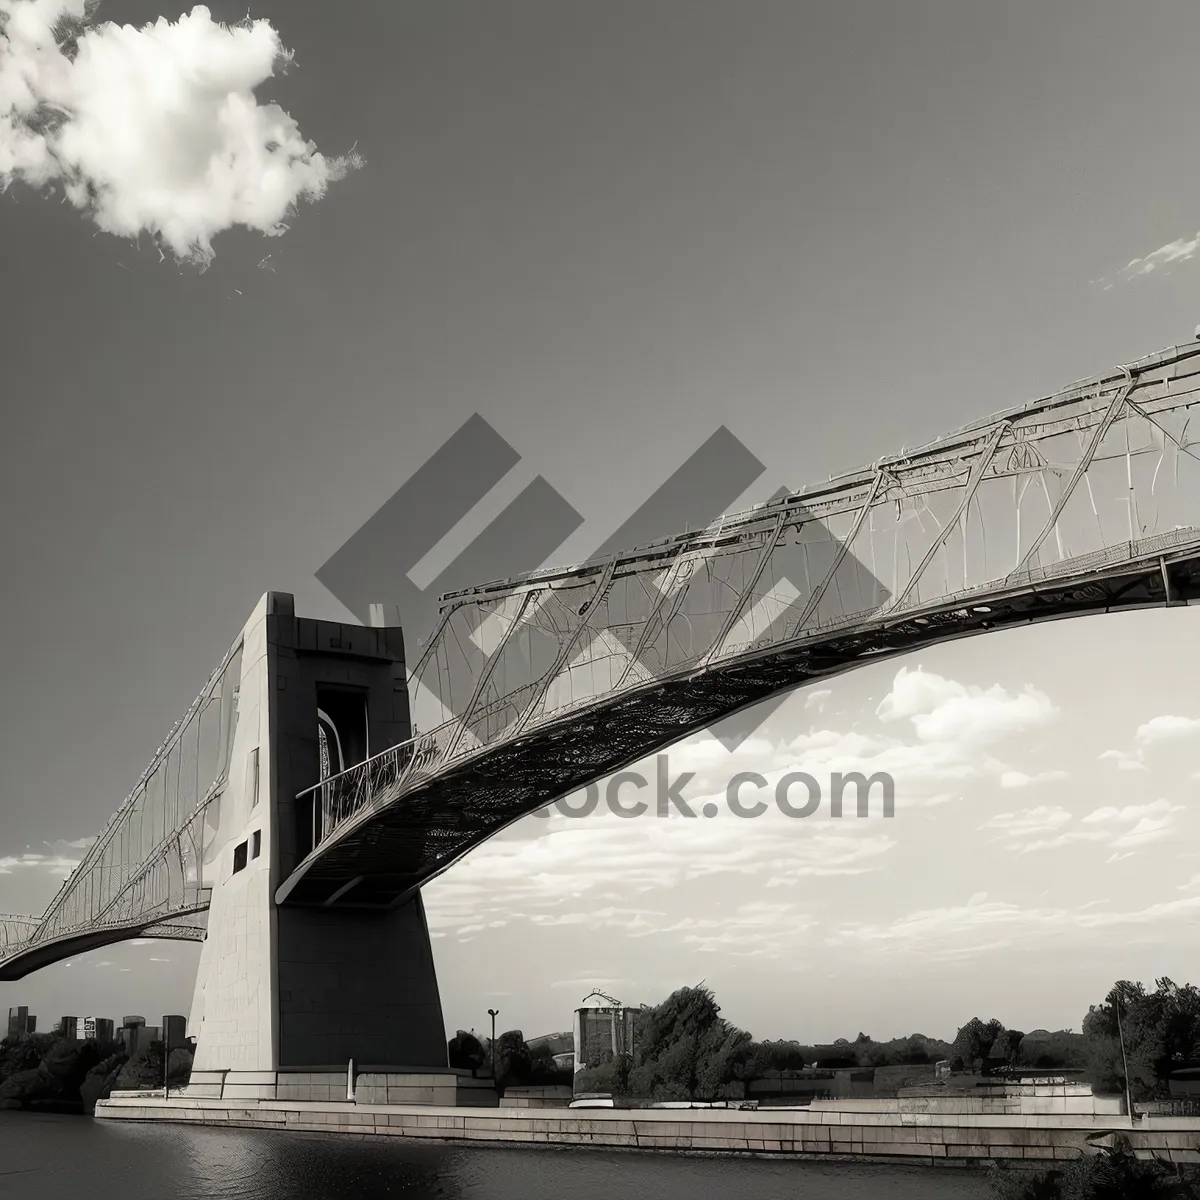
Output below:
[0,1,361,268]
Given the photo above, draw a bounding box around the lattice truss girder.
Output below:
[10,343,1200,944]
[0,642,244,966]
[304,343,1200,858]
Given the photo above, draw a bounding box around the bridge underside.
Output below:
[0,907,209,980]
[280,544,1200,908]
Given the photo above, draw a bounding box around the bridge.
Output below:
[3,338,1200,1089]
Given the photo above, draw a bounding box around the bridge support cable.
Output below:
[507,555,620,741]
[1013,366,1137,579]
[608,548,700,693]
[785,465,892,641]
[884,419,1012,616]
[403,603,460,733]
[51,782,221,940]
[698,508,789,670]
[24,637,242,951]
[443,590,539,761]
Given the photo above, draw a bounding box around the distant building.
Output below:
[163,1014,187,1047]
[121,1016,147,1055]
[82,1016,115,1042]
[573,995,645,1075]
[6,1007,34,1038]
[56,1016,80,1040]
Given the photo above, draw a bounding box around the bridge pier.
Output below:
[187,593,447,1084]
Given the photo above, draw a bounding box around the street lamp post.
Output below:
[1115,997,1135,1122]
[488,1008,499,1093]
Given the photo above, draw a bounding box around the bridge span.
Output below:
[3,338,1200,1081]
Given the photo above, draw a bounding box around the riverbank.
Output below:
[0,1110,997,1200]
[94,1093,1200,1165]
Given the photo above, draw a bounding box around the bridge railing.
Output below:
[0,915,39,956]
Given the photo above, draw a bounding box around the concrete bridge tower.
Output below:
[186,592,447,1099]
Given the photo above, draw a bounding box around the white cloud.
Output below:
[1081,798,1178,825]
[550,976,634,993]
[980,806,1073,840]
[0,834,95,878]
[0,851,82,877]
[838,892,1200,960]
[650,902,818,960]
[979,799,1182,857]
[0,1,361,269]
[1120,233,1200,280]
[426,796,898,944]
[804,689,832,712]
[1000,769,1068,789]
[1099,749,1147,772]
[876,667,1056,747]
[1096,716,1200,776]
[1135,716,1200,746]
[426,666,1073,945]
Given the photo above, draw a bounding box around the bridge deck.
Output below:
[7,337,1200,967]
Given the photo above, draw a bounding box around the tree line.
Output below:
[447,1028,573,1093]
[0,1031,192,1113]
[562,975,1200,1104]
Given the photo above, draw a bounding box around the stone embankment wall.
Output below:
[175,1070,499,1108]
[500,1086,573,1109]
[95,1093,1200,1164]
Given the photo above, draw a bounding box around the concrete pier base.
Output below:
[176,1069,497,1107]
[94,1094,1200,1164]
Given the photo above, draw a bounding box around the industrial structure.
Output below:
[573,990,643,1076]
[2,339,1200,1101]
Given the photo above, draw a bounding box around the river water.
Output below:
[0,1113,994,1199]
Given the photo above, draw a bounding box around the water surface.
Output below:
[0,1112,994,1198]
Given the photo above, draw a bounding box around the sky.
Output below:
[4,0,1200,1046]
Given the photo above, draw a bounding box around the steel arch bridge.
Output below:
[5,338,1200,977]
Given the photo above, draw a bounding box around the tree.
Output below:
[115,1041,169,1090]
[0,1032,133,1110]
[447,1030,486,1075]
[1082,978,1200,1100]
[952,1017,1004,1072]
[81,1051,127,1115]
[492,1030,532,1093]
[990,1029,1025,1069]
[166,1047,193,1088]
[1018,1029,1088,1070]
[626,985,751,1102]
[813,1043,858,1068]
[527,1044,572,1086]
[732,1039,810,1079]
[575,1054,630,1097]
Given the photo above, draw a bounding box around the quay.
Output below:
[95,1088,1200,1166]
